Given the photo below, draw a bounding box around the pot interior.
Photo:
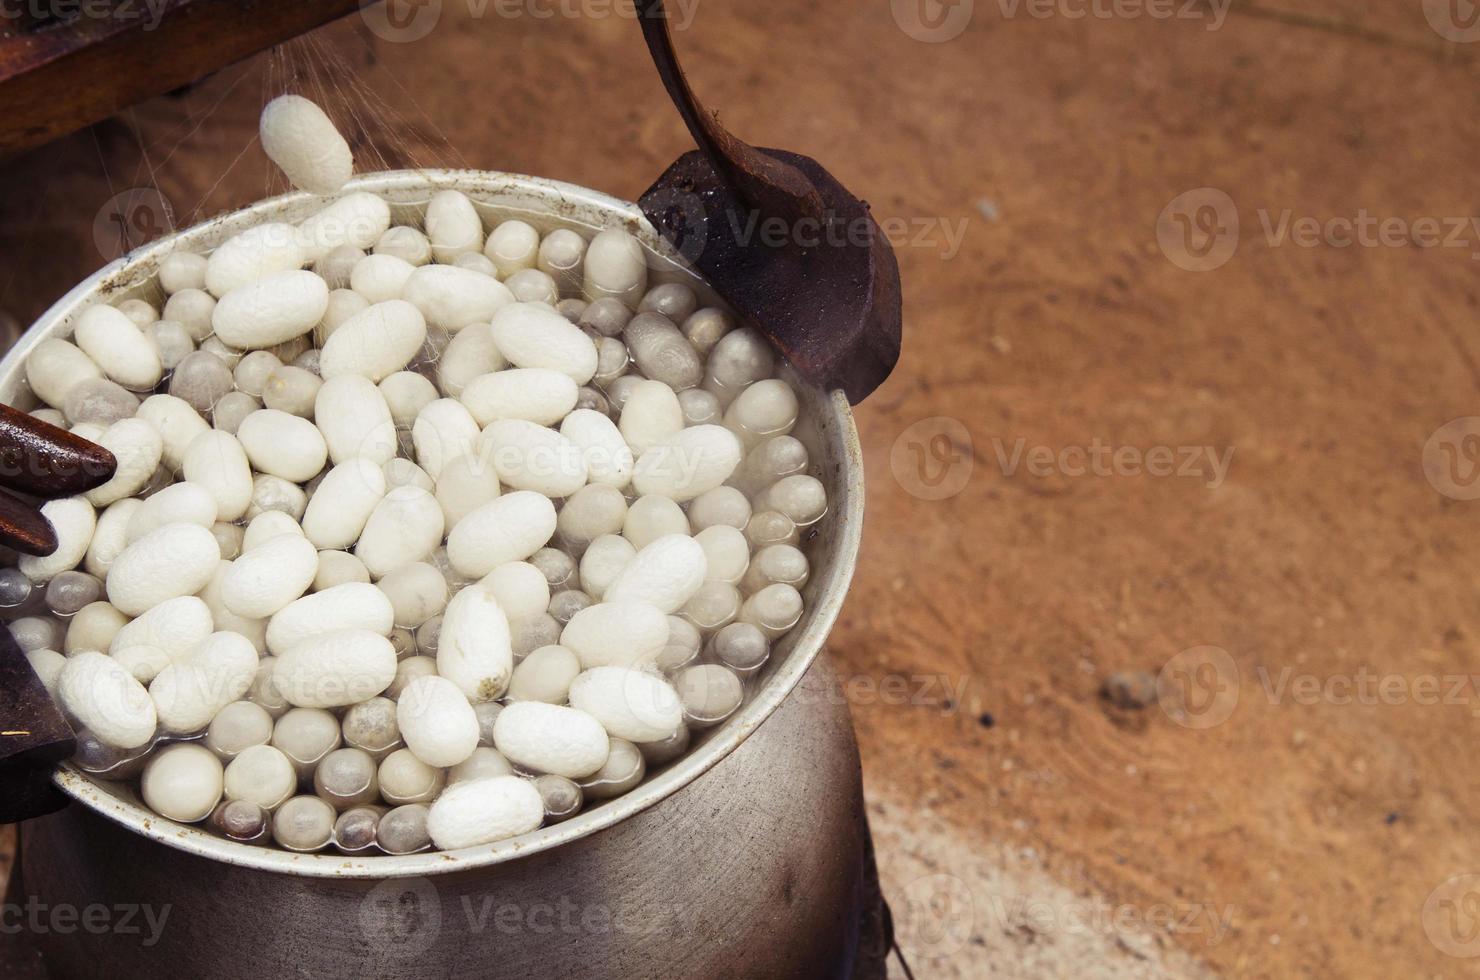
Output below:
[0,170,864,878]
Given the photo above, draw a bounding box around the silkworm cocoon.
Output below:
[602,534,707,614]
[379,371,438,428]
[205,222,307,297]
[124,482,217,544]
[182,430,254,521]
[624,312,703,391]
[433,453,501,528]
[136,394,209,472]
[73,304,163,391]
[618,380,684,455]
[18,497,95,583]
[426,775,543,851]
[315,374,397,464]
[235,409,328,482]
[489,303,598,384]
[106,522,219,617]
[425,190,484,264]
[481,561,550,622]
[150,631,259,733]
[163,288,217,342]
[568,666,684,743]
[223,744,297,811]
[58,650,157,750]
[213,271,327,350]
[159,251,208,294]
[84,499,139,579]
[403,264,514,332]
[110,596,215,682]
[436,583,514,701]
[348,254,416,304]
[461,368,577,427]
[492,701,609,778]
[695,525,750,584]
[559,409,634,488]
[199,560,268,653]
[297,192,392,261]
[436,325,506,397]
[384,458,434,494]
[376,562,449,629]
[560,602,669,670]
[536,227,586,288]
[266,582,395,655]
[484,219,539,278]
[583,228,648,307]
[223,531,319,619]
[631,424,743,502]
[317,299,427,383]
[273,629,397,708]
[354,486,445,578]
[65,601,129,655]
[259,95,353,196]
[85,418,163,507]
[241,510,303,552]
[397,675,480,768]
[26,649,65,701]
[447,747,514,784]
[480,419,587,497]
[411,398,480,480]
[578,534,636,599]
[26,338,102,409]
[507,644,580,704]
[302,458,386,550]
[141,744,222,822]
[445,491,556,579]
[313,550,370,591]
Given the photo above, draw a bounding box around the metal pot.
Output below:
[2,172,871,979]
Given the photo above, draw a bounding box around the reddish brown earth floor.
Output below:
[3,2,1480,976]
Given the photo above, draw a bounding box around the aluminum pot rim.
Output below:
[4,169,864,878]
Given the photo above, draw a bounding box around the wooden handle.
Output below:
[0,404,116,498]
[0,626,73,824]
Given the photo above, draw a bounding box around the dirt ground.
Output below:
[3,1,1480,977]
